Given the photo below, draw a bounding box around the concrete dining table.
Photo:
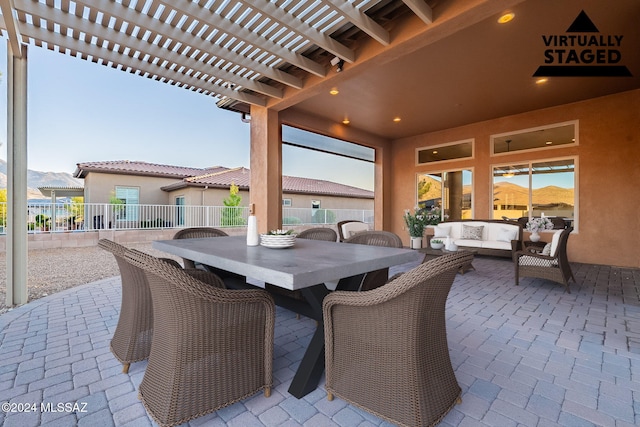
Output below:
[152,235,422,398]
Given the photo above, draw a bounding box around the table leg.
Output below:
[287,274,363,398]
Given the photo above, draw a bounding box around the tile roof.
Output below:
[75,161,373,199]
[73,160,227,179]
[176,167,373,199]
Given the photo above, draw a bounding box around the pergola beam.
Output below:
[252,0,357,62]
[0,0,24,57]
[401,0,434,25]
[324,0,390,46]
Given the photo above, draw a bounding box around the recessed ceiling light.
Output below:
[498,12,515,24]
[535,78,548,85]
[393,117,401,123]
[546,141,553,145]
[342,118,350,125]
[329,88,339,95]
[432,150,438,154]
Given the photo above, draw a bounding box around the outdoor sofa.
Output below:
[428,219,524,258]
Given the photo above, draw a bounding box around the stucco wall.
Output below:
[83,173,179,205]
[390,89,640,268]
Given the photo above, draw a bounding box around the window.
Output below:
[492,121,577,155]
[416,139,473,165]
[282,198,292,207]
[417,169,473,220]
[311,200,321,209]
[492,158,576,229]
[114,186,139,221]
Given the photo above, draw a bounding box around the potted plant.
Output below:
[525,217,554,242]
[403,207,427,249]
[430,238,444,250]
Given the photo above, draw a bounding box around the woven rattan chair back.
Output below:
[344,231,403,291]
[323,251,473,427]
[98,239,181,373]
[297,227,338,242]
[515,227,576,293]
[336,220,368,241]
[173,227,229,269]
[124,249,275,427]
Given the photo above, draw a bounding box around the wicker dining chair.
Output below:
[514,227,576,293]
[323,252,473,427]
[297,227,338,242]
[344,230,403,291]
[98,239,182,374]
[124,249,275,427]
[173,227,229,268]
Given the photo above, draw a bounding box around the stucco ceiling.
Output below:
[287,0,640,139]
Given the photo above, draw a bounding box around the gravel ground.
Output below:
[0,243,181,315]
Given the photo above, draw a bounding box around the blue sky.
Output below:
[0,42,374,191]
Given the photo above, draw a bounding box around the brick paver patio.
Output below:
[1,256,639,426]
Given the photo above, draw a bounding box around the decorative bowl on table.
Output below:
[430,239,444,250]
[260,230,296,248]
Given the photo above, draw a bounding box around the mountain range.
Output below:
[0,159,83,199]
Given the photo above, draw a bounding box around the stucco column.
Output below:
[249,105,281,233]
[6,42,28,306]
[374,141,391,231]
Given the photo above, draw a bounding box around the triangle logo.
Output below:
[566,10,599,33]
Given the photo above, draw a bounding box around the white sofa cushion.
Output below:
[481,240,512,251]
[433,225,451,238]
[497,227,518,242]
[454,239,483,248]
[549,230,563,257]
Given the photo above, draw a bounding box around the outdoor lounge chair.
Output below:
[98,239,182,373]
[323,251,473,427]
[344,230,403,291]
[124,249,275,427]
[514,227,576,293]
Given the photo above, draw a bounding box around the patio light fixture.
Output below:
[498,12,515,24]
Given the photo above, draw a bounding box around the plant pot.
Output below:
[430,241,444,250]
[410,236,423,249]
[530,232,541,242]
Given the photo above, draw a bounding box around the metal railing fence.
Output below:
[0,202,373,233]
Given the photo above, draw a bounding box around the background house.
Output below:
[73,160,374,212]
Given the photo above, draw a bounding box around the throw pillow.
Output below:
[433,225,451,238]
[497,227,518,242]
[542,243,552,256]
[462,224,484,240]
